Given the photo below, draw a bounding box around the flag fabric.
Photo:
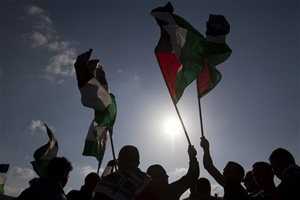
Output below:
[151,2,232,102]
[31,124,58,177]
[82,121,109,162]
[83,93,117,163]
[197,15,232,98]
[0,164,9,195]
[74,50,112,112]
[151,2,206,103]
[74,50,117,164]
[94,93,117,132]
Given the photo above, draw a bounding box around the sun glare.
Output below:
[164,117,182,136]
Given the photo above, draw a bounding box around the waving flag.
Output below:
[83,94,117,162]
[74,50,117,164]
[0,164,9,195]
[197,15,232,98]
[151,2,206,103]
[75,50,112,112]
[151,3,232,102]
[31,124,58,177]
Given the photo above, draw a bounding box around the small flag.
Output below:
[151,2,206,103]
[197,15,232,98]
[0,164,9,195]
[31,124,58,177]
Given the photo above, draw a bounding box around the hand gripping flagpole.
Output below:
[196,80,205,137]
[155,55,192,146]
[109,128,118,171]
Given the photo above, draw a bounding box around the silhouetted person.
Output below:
[67,172,100,200]
[183,181,199,200]
[251,162,277,200]
[93,145,162,200]
[147,145,199,200]
[269,148,300,200]
[242,171,261,197]
[195,178,219,200]
[200,137,248,200]
[16,157,73,200]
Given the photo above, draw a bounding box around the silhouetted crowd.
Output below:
[13,136,300,200]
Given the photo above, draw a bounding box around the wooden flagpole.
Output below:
[196,80,205,137]
[155,54,192,145]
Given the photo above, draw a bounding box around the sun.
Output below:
[164,117,182,136]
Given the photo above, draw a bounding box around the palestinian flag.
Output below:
[197,15,232,98]
[31,124,58,177]
[0,164,9,195]
[75,49,112,112]
[82,121,109,162]
[75,50,117,164]
[83,93,117,163]
[151,2,206,103]
[94,94,117,132]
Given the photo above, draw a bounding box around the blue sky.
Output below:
[0,0,299,198]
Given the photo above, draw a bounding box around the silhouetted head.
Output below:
[269,148,295,179]
[242,171,260,193]
[196,178,211,197]
[117,145,140,169]
[252,161,274,189]
[147,164,169,187]
[223,161,245,182]
[84,172,100,190]
[47,157,73,188]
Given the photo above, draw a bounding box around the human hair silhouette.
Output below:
[268,148,300,200]
[16,156,73,200]
[241,170,261,197]
[67,172,100,200]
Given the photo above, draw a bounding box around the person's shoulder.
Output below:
[66,189,80,200]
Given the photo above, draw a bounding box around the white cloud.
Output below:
[28,120,46,133]
[10,167,35,179]
[26,5,46,16]
[30,31,48,48]
[211,183,223,197]
[45,49,76,76]
[170,167,188,176]
[23,4,79,83]
[79,165,101,177]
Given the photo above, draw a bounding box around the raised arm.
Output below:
[168,145,200,199]
[200,137,227,187]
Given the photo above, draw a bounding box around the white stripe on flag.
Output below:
[80,77,112,112]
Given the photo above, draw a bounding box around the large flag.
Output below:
[31,124,58,177]
[151,2,206,103]
[151,2,232,102]
[0,164,9,195]
[197,15,232,98]
[74,50,117,164]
